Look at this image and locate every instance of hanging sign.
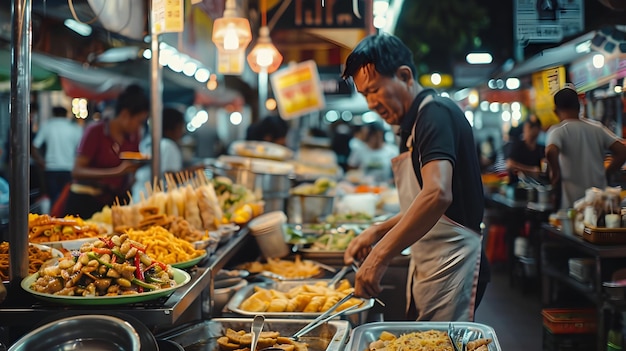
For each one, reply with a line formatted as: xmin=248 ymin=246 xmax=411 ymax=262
xmin=152 ymin=0 xmax=184 ymax=34
xmin=270 ymin=60 xmax=326 ymax=119
xmin=532 ymin=66 xmax=565 ymax=128
xmin=514 ymin=0 xmax=583 ymax=43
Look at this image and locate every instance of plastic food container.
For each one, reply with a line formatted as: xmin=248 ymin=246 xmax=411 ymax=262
xmin=541 ymin=309 xmax=597 ymax=334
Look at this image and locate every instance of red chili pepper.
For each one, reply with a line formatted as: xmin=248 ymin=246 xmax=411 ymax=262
xmin=134 ymin=254 xmax=144 ymax=293
xmin=111 ymin=254 xmax=117 ymax=264
xmin=151 ymin=260 xmax=168 ymax=271
xmin=92 ymin=247 xmax=112 ymax=255
xmin=98 ymin=237 xmax=115 ymax=249
xmin=130 ymin=243 xmax=146 ymax=253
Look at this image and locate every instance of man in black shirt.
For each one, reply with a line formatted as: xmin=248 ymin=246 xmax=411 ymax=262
xmin=507 ymin=115 xmax=545 ymax=183
xmin=342 ymin=34 xmax=489 ymax=321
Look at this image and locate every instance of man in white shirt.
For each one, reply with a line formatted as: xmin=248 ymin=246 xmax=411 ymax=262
xmin=32 ymin=106 xmax=83 ymax=206
xmin=348 ymin=122 xmax=398 ymax=184
xmin=546 ymin=87 xmax=626 ymax=208
xmin=132 ymin=107 xmax=185 ymax=199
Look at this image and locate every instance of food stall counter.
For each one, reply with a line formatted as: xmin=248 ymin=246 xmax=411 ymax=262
xmin=0 ymin=226 xmax=252 ymax=333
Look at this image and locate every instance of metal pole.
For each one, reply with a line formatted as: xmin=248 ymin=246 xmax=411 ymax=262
xmin=258 ymin=68 xmax=268 ymax=118
xmin=150 ymin=3 xmax=162 ymax=184
xmin=9 ymin=0 xmax=31 ymax=284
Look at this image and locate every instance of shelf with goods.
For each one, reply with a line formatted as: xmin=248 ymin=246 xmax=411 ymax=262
xmin=541 ymin=223 xmax=626 ymax=350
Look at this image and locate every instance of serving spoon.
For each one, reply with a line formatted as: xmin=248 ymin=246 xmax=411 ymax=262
xmin=250 ymin=315 xmax=265 ymax=351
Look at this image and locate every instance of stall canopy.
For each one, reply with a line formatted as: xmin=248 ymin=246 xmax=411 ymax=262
xmin=501 ymin=31 xmax=596 ymax=79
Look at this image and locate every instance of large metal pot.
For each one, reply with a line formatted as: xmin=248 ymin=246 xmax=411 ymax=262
xmin=8 ymin=315 xmax=141 ymax=351
xmin=207 ymin=156 xmax=294 ymax=212
xmin=287 ymin=194 xmax=335 ymax=224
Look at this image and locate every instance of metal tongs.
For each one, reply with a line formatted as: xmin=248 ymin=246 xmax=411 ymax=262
xmin=290 ymin=292 xmax=359 ymax=340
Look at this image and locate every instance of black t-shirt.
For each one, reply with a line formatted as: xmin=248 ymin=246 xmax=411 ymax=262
xmin=509 ymin=139 xmax=544 ymax=169
xmin=399 ymin=90 xmax=485 ymax=233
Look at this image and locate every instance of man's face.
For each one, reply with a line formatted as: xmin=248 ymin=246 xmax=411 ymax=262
xmin=352 ymin=64 xmax=411 ymax=126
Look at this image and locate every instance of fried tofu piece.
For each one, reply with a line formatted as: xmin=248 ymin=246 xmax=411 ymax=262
xmin=217 ymin=336 xmax=240 ymax=351
xmin=267 ymin=298 xmax=288 ymax=312
xmin=303 ymin=295 xmax=326 ymax=312
xmin=240 ymin=296 xmax=269 ymax=312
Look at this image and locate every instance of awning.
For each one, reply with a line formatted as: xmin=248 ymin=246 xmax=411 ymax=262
xmin=0 ymin=50 xmax=61 ymax=91
xmin=502 ymin=31 xmax=596 ymax=78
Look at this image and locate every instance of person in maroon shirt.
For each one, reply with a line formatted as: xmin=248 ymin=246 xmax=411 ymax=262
xmin=63 ymin=84 xmax=150 ymax=218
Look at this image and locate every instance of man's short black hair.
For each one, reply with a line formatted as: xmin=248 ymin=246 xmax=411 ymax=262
xmin=342 ymin=34 xmax=417 ymax=80
xmin=115 ymin=84 xmax=150 ymax=116
xmin=526 ymin=114 xmax=542 ymax=129
xmin=52 ymin=106 xmax=67 ymax=117
xmin=246 ymin=115 xmax=288 ymax=142
xmin=554 ymin=87 xmax=580 ymax=112
xmin=162 ymin=107 xmax=184 ymax=133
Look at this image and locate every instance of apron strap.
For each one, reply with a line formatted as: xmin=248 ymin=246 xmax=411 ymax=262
xmin=406 ymin=94 xmax=436 ymax=151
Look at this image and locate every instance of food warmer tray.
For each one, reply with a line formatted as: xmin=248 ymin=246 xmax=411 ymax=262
xmin=159 ymin=318 xmax=350 ymax=351
xmin=227 ymin=280 xmax=374 ymax=318
xmin=346 ymin=321 xmax=502 ymax=351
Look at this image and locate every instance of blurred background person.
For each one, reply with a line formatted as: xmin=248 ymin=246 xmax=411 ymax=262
xmin=506 ymin=114 xmax=545 ymax=183
xmin=477 ymin=135 xmax=497 ymax=172
xmin=349 ymin=124 xmax=369 ymax=158
xmin=132 ymin=106 xmax=185 ymax=199
xmin=64 ymin=84 xmax=150 ymax=218
xmin=32 ymin=106 xmax=83 ymax=208
xmin=347 ymin=122 xmax=398 ymax=184
xmin=546 ymin=86 xmax=626 ymax=209
xmin=245 ymin=115 xmax=289 ymax=146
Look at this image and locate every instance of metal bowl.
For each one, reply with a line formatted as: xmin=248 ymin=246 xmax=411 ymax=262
xmin=8 ymin=315 xmax=141 ymax=351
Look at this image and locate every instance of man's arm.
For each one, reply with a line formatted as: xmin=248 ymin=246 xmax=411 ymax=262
xmin=367 ymin=159 xmax=453 ymax=263
xmin=506 ymin=159 xmax=541 ymax=176
xmin=606 ymin=141 xmax=626 ymax=175
xmin=545 ymin=144 xmax=561 ymax=187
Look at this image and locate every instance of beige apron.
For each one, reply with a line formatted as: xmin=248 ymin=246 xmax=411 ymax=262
xmin=392 ymin=95 xmax=481 ymax=321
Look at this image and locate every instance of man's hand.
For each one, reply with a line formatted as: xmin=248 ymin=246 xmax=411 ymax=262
xmin=344 ymin=224 xmax=384 ymax=266
xmin=353 ymin=251 xmax=389 ymax=298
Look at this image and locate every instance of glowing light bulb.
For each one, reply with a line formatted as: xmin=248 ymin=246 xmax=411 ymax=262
xmin=224 ymin=24 xmax=240 ymax=51
xmin=255 ymin=48 xmax=274 ymax=68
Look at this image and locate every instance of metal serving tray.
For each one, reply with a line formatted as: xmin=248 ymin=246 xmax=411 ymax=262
xmin=160 ymin=318 xmax=351 ymax=351
xmin=346 ymin=321 xmax=502 ymax=351
xmin=227 ymin=280 xmax=374 ymax=318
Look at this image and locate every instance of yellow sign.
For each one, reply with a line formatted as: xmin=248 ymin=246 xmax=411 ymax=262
xmin=270 ymin=60 xmax=326 ymax=119
xmin=532 ymin=66 xmax=565 ymax=128
xmin=151 ymin=0 xmax=184 ymax=34
xmin=419 ymin=73 xmax=453 ymax=88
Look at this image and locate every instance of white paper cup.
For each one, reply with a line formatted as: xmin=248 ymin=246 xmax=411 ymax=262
xmin=248 ymin=211 xmax=289 ymax=259
xmin=605 ymin=214 xmax=621 ymax=228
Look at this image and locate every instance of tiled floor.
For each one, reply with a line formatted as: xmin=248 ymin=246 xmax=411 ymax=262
xmin=475 ymin=266 xmax=543 ymax=351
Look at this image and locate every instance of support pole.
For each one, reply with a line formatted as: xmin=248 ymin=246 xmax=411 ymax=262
xmin=258 ymin=68 xmax=268 ymax=118
xmin=150 ymin=2 xmax=163 ymax=185
xmin=9 ymin=0 xmax=31 ymax=284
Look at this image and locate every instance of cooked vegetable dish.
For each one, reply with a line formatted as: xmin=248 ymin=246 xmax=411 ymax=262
xmin=29 ymin=234 xmax=177 ymax=296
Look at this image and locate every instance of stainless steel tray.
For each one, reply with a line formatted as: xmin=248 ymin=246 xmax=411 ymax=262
xmin=227 ymin=280 xmax=374 ymax=317
xmin=346 ymin=321 xmax=502 ymax=351
xmin=160 ymin=318 xmax=351 ymax=351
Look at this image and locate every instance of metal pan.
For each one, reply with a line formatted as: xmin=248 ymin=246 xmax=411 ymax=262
xmin=159 ymin=318 xmax=351 ymax=351
xmin=227 ymin=280 xmax=374 ymax=318
xmin=346 ymin=321 xmax=502 ymax=351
